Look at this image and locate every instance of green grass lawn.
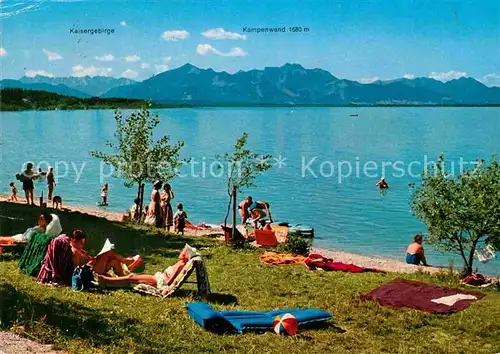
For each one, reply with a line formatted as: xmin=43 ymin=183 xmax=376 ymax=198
xmin=1 ymin=202 xmax=499 ymax=354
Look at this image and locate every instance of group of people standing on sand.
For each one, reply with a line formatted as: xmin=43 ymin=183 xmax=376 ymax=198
xmin=145 ymin=181 xmax=187 ymax=235
xmin=10 ymin=163 xmax=60 ymax=208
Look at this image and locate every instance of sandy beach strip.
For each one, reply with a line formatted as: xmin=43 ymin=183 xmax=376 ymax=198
xmin=0 ymin=331 xmax=65 ymax=354
xmin=0 ymin=194 xmax=448 ymax=275
xmin=310 ymin=247 xmax=445 ymax=274
xmin=0 ymin=195 xmax=124 ymax=221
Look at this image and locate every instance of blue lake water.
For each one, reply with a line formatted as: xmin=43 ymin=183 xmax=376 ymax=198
xmin=1 ymin=107 xmax=499 ymax=275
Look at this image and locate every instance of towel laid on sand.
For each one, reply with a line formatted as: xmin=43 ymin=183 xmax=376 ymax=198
xmin=259 ymin=252 xmax=307 ymax=265
xmin=259 ymin=252 xmax=383 ymax=273
xmin=361 ymin=279 xmax=485 ymax=314
xmin=304 ymin=254 xmax=384 ymax=273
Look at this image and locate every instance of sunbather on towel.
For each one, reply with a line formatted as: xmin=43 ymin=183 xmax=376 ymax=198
xmin=405 ymin=234 xmax=430 ymax=266
xmin=69 ymin=230 xmax=136 ymax=276
xmin=0 ymin=213 xmax=52 ymax=244
xmin=96 ymin=245 xmax=191 ymax=290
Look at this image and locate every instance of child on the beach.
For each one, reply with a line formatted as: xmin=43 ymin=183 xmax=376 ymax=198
xmin=8 ymin=182 xmax=18 ymax=201
xmin=100 ymin=183 xmax=109 ymax=206
xmin=173 ymin=203 xmax=188 ymax=235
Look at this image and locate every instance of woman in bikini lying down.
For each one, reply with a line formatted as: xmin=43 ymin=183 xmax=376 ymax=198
xmin=96 ymin=246 xmax=191 ymax=289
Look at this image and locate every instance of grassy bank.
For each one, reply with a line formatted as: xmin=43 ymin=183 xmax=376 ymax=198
xmin=0 ymin=202 xmax=499 ymax=354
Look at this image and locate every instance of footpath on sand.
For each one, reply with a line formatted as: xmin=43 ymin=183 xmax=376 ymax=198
xmin=0 ymin=331 xmax=65 ymax=354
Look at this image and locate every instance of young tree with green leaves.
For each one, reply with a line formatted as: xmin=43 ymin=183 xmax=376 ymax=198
xmin=217 ymin=133 xmax=272 ymax=245
xmin=91 ymin=107 xmax=186 ymax=219
xmin=410 ymin=155 xmax=500 ymax=275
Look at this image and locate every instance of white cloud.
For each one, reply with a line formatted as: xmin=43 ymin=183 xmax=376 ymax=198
xmin=403 ymin=73 xmax=415 ymax=79
xmin=95 ymin=54 xmax=115 ymax=61
xmin=0 ymin=47 xmax=6 ymax=56
xmin=43 ymin=49 xmax=63 ymax=60
xmin=155 ymin=64 xmax=169 ymax=73
xmin=201 ymin=28 xmax=247 ymax=40
xmin=72 ymin=65 xmax=112 ymax=77
xmin=25 ymin=70 xmax=55 ymax=78
xmin=359 ymin=76 xmax=380 ymax=84
xmin=429 ymin=70 xmax=467 ymax=82
xmin=161 ymin=30 xmax=190 ymax=41
xmin=125 ymin=54 xmax=141 ymax=62
xmin=196 ymin=44 xmax=247 ymax=57
xmin=162 ymin=56 xmax=172 ymax=63
xmin=120 ymin=21 xmax=127 ymax=27
xmin=121 ymin=69 xmax=138 ymax=79
xmin=479 ymin=73 xmax=500 ymax=87
xmin=140 ymin=62 xmax=150 ymax=69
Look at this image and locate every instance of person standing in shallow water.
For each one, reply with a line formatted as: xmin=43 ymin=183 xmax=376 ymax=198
xmin=376 ymin=177 xmax=389 ymax=189
xmin=161 ymin=183 xmax=174 ymax=232
xmin=100 ymin=183 xmax=109 ymax=205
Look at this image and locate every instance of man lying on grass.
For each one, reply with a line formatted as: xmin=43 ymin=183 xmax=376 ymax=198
xmin=37 ymin=230 xmax=137 ymax=286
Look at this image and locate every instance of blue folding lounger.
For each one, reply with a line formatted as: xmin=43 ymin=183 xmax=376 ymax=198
xmin=186 ymin=302 xmax=333 ymax=334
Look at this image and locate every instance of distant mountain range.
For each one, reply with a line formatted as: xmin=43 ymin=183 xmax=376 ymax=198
xmin=19 ymin=75 xmax=135 ymax=97
xmin=0 ymin=79 xmax=91 ymax=98
xmin=2 ymin=64 xmax=500 ymax=105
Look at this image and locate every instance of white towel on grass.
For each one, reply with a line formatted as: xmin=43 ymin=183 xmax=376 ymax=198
xmin=430 ymin=294 xmax=477 ymax=306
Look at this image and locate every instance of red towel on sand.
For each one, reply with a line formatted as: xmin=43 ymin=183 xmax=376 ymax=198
xmin=304 ymin=254 xmax=383 ymax=273
xmin=361 ymin=279 xmax=485 ymax=314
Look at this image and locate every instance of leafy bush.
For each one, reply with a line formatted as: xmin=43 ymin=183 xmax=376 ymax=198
xmin=277 ymin=234 xmax=312 ymax=256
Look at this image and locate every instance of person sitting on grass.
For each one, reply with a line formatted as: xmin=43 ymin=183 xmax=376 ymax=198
xmin=0 ymin=213 xmax=52 ymax=245
xmin=96 ymin=245 xmax=192 ymax=289
xmin=69 ymin=230 xmax=136 ymax=276
xmin=37 ymin=229 xmax=139 ymax=286
xmin=174 ymin=203 xmax=187 ymax=235
xmin=121 ymin=198 xmax=141 ymax=221
xmin=405 ymin=234 xmax=430 ymax=266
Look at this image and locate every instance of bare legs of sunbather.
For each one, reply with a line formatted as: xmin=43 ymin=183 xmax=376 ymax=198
xmin=0 ymin=236 xmax=16 ymax=244
xmin=97 ymin=273 xmax=157 ymax=288
xmin=96 ymin=247 xmax=190 ymax=288
xmin=90 ymin=250 xmax=135 ymax=276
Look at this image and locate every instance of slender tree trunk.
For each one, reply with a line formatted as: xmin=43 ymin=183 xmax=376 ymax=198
xmin=138 ymin=183 xmax=145 ymax=222
xmin=231 ymin=185 xmax=237 ymax=244
xmin=466 ymin=237 xmax=479 ymax=276
xmin=456 ymin=233 xmax=470 ymax=274
xmin=224 ymin=194 xmax=232 ymax=228
xmin=135 ymin=182 xmax=142 ymax=221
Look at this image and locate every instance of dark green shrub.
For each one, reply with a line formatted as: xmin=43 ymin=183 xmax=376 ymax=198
xmin=277 ymin=234 xmax=312 ymax=256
